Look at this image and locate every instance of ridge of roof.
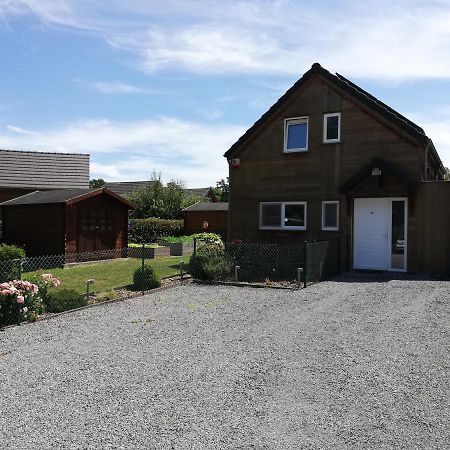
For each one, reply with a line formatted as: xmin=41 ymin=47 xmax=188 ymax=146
xmin=224 ymin=63 xmax=429 ymax=158
xmin=0 ymin=148 xmax=89 ymax=157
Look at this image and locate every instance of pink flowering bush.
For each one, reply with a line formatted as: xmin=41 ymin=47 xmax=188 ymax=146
xmin=26 ymin=273 xmax=62 ymax=314
xmin=0 ymin=280 xmax=40 ymax=325
xmin=0 ymin=273 xmax=61 ymax=327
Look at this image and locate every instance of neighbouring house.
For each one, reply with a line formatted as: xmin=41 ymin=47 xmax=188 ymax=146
xmin=0 ymin=188 xmax=134 ymax=256
xmin=0 ymin=149 xmax=89 ymax=203
xmin=224 ymin=63 xmax=450 ymax=277
xmin=105 ymin=181 xmax=210 ymax=199
xmin=183 ymin=202 xmax=228 ymax=238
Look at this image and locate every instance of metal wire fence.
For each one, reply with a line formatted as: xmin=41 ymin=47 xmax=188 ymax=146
xmin=191 ymin=238 xmax=340 ymax=287
xmin=0 ymin=245 xmax=191 ymax=302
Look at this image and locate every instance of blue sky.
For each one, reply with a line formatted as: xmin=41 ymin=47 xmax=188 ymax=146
xmin=0 ymin=1 xmax=450 ymax=187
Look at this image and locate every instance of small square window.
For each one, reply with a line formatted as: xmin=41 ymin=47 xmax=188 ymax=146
xmin=323 ymin=113 xmax=341 ymax=143
xmin=322 ymin=201 xmax=339 ymax=230
xmin=260 ymin=203 xmax=282 ymax=228
xmin=284 ymin=117 xmax=308 ymax=152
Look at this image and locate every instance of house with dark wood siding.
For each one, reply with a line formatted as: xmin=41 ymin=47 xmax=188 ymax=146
xmin=224 ymin=63 xmax=450 ymax=277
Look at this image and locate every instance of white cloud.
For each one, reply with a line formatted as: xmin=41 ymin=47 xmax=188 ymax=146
xmin=4 ymin=1 xmax=450 ymax=80
xmin=0 ymin=118 xmax=245 ymax=186
xmin=91 ymin=81 xmax=152 ymax=94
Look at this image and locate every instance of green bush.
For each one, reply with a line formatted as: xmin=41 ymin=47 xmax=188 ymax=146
xmin=202 ymin=254 xmax=234 ymax=281
xmin=189 ymin=238 xmax=231 ymax=280
xmin=0 ymin=244 xmax=25 ymax=283
xmin=128 ymin=218 xmax=183 ymax=244
xmin=95 ymin=290 xmax=118 ymax=302
xmin=159 ymin=235 xmax=194 ymax=244
xmin=0 ymin=244 xmax=25 ymax=261
xmin=133 ymin=264 xmax=161 ymax=290
xmin=45 ymin=289 xmax=88 ymax=313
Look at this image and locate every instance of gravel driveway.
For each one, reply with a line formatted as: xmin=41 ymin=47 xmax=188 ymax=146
xmin=1 ymin=278 xmax=449 ymax=449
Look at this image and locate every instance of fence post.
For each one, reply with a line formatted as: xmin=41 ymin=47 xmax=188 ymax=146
xmin=179 ymin=261 xmax=184 ymax=284
xmin=303 ymin=241 xmax=308 ymax=288
xmin=19 ymin=258 xmax=24 ymax=280
xmin=297 ymin=267 xmax=303 ymax=289
xmin=141 ymin=243 xmax=145 ymax=294
xmin=234 ymin=265 xmax=240 ymax=283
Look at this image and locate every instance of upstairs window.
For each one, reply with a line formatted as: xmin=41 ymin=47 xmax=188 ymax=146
xmin=284 ymin=117 xmax=308 ymax=152
xmin=260 ymin=202 xmax=307 ymax=230
xmin=322 ymin=201 xmax=339 ymax=230
xmin=323 ymin=113 xmax=341 ymax=143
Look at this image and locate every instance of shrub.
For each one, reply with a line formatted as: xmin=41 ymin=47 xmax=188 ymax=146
xmin=45 ymin=289 xmax=87 ymax=313
xmin=128 ymin=218 xmax=183 ymax=244
xmin=133 ymin=264 xmax=161 ymax=291
xmin=189 ymin=237 xmax=230 ymax=280
xmin=202 ymin=254 xmax=234 ymax=281
xmin=159 ymin=233 xmax=223 ymax=245
xmin=0 ymin=279 xmax=41 ymax=326
xmin=0 ymin=244 xmax=25 ymax=283
xmin=95 ymin=290 xmax=118 ymax=302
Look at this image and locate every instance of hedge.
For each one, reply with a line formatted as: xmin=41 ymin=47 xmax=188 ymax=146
xmin=128 ymin=218 xmax=183 ymax=244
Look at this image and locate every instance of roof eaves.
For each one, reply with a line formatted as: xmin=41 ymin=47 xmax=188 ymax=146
xmin=0 ymin=190 xmax=40 ymax=206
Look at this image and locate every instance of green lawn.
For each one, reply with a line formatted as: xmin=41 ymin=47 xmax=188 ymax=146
xmin=24 ymin=256 xmax=188 ymax=295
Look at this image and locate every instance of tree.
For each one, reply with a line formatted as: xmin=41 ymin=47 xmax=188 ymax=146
xmin=89 ymin=178 xmax=105 ymax=188
xmin=444 ymin=167 xmax=450 ymax=181
xmin=129 ymin=172 xmax=202 ymax=219
xmin=215 ymin=177 xmax=229 ymax=202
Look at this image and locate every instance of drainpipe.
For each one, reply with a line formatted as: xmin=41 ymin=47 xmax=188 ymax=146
xmin=423 ymin=139 xmax=431 ymax=181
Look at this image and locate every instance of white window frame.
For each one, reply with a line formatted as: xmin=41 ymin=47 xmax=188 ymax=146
xmin=284 ymin=117 xmax=309 ymax=153
xmin=322 ymin=200 xmax=340 ymax=231
xmin=260 ymin=201 xmax=307 ymax=231
xmin=323 ymin=112 xmax=341 ymax=143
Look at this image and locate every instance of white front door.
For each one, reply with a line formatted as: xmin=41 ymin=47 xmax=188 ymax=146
xmin=354 ymin=198 xmax=389 ymax=270
xmin=353 ymin=198 xmax=407 ymax=271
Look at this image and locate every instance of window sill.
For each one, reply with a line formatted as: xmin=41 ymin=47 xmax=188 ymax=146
xmin=323 ymin=140 xmax=341 ymax=144
xmin=260 ymin=227 xmax=307 ymax=231
xmin=283 ymin=148 xmax=308 ymax=153
xmin=321 ymin=227 xmax=339 ymax=231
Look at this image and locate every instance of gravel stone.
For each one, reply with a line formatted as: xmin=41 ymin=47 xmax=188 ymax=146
xmin=1 ymin=279 xmax=449 ymax=449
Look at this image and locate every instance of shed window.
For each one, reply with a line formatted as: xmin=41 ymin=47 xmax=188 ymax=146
xmin=260 ymin=202 xmax=307 ymax=230
xmin=322 ymin=201 xmax=339 ymax=230
xmin=323 ymin=113 xmax=341 ymax=143
xmin=284 ymin=117 xmax=308 ymax=152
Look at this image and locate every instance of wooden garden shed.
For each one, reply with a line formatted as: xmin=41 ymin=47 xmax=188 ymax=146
xmin=0 ymin=188 xmax=134 ymax=256
xmin=183 ymin=202 xmax=228 ymax=238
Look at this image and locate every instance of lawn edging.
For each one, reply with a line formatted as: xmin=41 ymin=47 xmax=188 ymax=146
xmin=193 ymin=279 xmax=300 ymax=290
xmin=0 ymin=276 xmax=192 ymax=331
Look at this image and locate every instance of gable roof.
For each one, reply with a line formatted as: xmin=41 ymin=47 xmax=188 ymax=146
xmin=0 ymin=188 xmax=135 ymax=208
xmin=224 ymin=63 xmax=431 ymax=159
xmin=105 ymin=180 xmax=210 ymax=198
xmin=0 ymin=149 xmax=89 ymax=190
xmin=183 ymin=202 xmax=228 ymax=212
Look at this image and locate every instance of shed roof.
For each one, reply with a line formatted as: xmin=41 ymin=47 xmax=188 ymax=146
xmin=0 ymin=188 xmax=135 ymax=208
xmin=183 ymin=202 xmax=228 ymax=212
xmin=0 ymin=149 xmax=89 ymax=189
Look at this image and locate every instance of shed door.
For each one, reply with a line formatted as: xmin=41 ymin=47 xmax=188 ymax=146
xmin=78 ymin=207 xmax=114 ymax=253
